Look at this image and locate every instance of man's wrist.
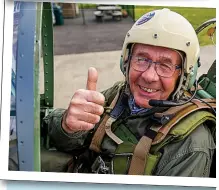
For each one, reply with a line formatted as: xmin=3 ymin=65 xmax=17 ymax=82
xmin=61 ymin=110 xmax=72 ymax=133
xmin=61 ymin=110 xmax=80 ymax=134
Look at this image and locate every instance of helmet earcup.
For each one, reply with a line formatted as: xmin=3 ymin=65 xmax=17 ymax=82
xmin=187 ymin=61 xmax=199 ymax=90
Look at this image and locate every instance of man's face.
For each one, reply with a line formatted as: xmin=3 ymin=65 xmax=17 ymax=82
xmin=128 ymin=44 xmax=182 ymax=108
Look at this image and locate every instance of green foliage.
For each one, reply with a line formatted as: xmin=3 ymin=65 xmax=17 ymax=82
xmin=78 ymin=3 xmax=97 ymax=9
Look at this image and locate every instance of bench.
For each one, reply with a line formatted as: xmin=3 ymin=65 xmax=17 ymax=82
xmin=94 ymin=11 xmax=104 ymax=21
xmin=112 ymin=11 xmax=122 ymax=21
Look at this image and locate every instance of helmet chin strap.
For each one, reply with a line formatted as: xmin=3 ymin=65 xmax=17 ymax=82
xmin=123 ymin=44 xmax=135 ymax=96
xmin=171 ymin=52 xmax=187 ymax=101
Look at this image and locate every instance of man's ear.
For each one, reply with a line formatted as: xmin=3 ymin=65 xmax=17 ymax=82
xmin=178 ymin=69 xmax=182 ymax=76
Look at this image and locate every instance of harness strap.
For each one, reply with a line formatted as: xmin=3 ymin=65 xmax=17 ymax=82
xmin=104 ymin=89 xmax=128 ymax=145
xmin=105 ymin=117 xmax=123 ymax=144
xmin=128 ymin=99 xmax=216 ymax=175
xmin=89 ymin=115 xmax=110 ymax=153
xmin=128 ymin=136 xmax=152 ymax=175
xmin=154 ymin=99 xmax=215 ymax=118
xmin=152 ymin=99 xmax=216 ymax=145
xmin=89 ymin=85 xmax=123 ymax=152
xmin=150 ymin=110 xmax=216 ymax=156
xmin=128 ymin=129 xmax=157 ymax=175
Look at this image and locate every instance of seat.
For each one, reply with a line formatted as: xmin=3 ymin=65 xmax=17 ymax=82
xmin=112 ymin=11 xmax=122 ymax=21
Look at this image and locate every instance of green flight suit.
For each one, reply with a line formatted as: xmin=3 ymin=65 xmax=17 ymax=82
xmin=43 ymin=82 xmax=215 ymax=177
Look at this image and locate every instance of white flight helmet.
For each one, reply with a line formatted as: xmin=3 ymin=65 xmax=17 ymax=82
xmin=120 ymin=8 xmax=200 ymax=100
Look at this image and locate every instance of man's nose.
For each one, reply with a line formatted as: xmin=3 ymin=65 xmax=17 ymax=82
xmin=141 ymin=64 xmax=159 ymax=83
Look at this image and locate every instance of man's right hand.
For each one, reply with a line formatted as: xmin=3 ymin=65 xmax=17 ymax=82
xmin=62 ymin=67 xmax=105 ymax=133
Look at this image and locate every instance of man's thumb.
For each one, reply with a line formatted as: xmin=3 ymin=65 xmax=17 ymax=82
xmin=86 ymin=67 xmax=98 ymax=91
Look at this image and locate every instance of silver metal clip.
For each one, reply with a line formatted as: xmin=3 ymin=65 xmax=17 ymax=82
xmin=91 ymin=156 xmax=109 ymax=174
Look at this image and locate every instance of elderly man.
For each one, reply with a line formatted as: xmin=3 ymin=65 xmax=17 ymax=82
xmin=44 ymin=8 xmax=215 ymax=176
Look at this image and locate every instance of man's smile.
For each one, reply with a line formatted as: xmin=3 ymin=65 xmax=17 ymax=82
xmin=139 ymin=85 xmax=159 ymax=93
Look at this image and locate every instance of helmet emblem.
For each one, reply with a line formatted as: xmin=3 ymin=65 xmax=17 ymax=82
xmin=136 ymin=12 xmax=155 ymax=25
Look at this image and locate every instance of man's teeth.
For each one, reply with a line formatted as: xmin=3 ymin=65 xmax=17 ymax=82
xmin=140 ymin=86 xmax=157 ymax=92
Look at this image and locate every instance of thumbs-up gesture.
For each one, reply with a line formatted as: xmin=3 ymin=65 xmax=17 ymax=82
xmin=62 ymin=67 xmax=105 ymax=133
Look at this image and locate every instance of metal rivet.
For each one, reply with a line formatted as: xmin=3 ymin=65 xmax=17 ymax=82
xmin=20 ymin=99 xmax=22 ymax=102
xmin=21 ymin=161 xmax=25 ymax=164
xmin=44 ymin=34 xmax=47 ymax=37
xmin=20 ymin=121 xmax=23 ymax=124
xmin=47 ymin=102 xmax=49 ymax=105
xmin=20 ymin=54 xmax=24 ymax=58
xmin=153 ymin=34 xmax=158 ymax=39
xmin=186 ymin=42 xmax=190 ymax=46
xmin=46 ymin=89 xmax=48 ymax=91
xmin=21 ymin=32 xmax=24 ymax=35
xmin=46 ymin=72 xmax=48 ymax=74
xmin=44 ymin=25 xmax=47 ymax=28
xmin=45 ymin=44 xmax=48 ymax=47
xmin=127 ymin=33 xmax=130 ymax=37
xmin=46 ymin=81 xmax=48 ymax=83
xmin=19 ymin=76 xmax=23 ymax=79
xmin=45 ymin=53 xmax=48 ymax=56
xmin=45 ymin=62 xmax=48 ymax=65
xmin=20 ymin=141 xmax=24 ymax=144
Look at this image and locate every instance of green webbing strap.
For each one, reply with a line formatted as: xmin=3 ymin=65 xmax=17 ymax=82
xmin=113 ymin=142 xmax=135 ymax=174
xmin=150 ymin=110 xmax=216 ymax=154
xmin=170 ymin=111 xmax=215 ymax=139
xmin=152 ymin=99 xmax=216 ymax=145
xmin=114 ymin=123 xmax=138 ymax=144
xmin=41 ymin=2 xmax=54 ymax=108
xmin=112 ymin=124 xmax=160 ymax=175
xmin=112 ymin=125 xmax=137 ymax=174
xmin=144 ymin=153 xmax=162 ymax=175
xmin=145 ymin=110 xmax=215 ymax=175
xmin=112 ymin=110 xmax=216 ymax=175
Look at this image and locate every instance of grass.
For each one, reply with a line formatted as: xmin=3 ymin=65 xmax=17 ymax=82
xmin=134 ymin=6 xmax=216 ymax=46
xmin=78 ymin=3 xmax=97 ymax=9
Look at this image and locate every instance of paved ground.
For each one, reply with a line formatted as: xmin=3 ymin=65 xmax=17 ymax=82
xmin=53 ymin=9 xmax=134 ymax=55
xmin=40 ymin=10 xmax=216 ymax=109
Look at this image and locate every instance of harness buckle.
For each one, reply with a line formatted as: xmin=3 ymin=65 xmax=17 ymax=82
xmin=91 ymin=156 xmax=109 ymax=174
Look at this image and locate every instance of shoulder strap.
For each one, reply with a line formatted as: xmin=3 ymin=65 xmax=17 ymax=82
xmin=151 ymin=98 xmax=216 ymax=145
xmin=128 ymin=128 xmax=158 ymax=175
xmin=89 ymin=82 xmax=125 ymax=153
xmin=129 ymin=99 xmax=216 ymax=175
xmin=128 ymin=136 xmax=153 ymax=175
